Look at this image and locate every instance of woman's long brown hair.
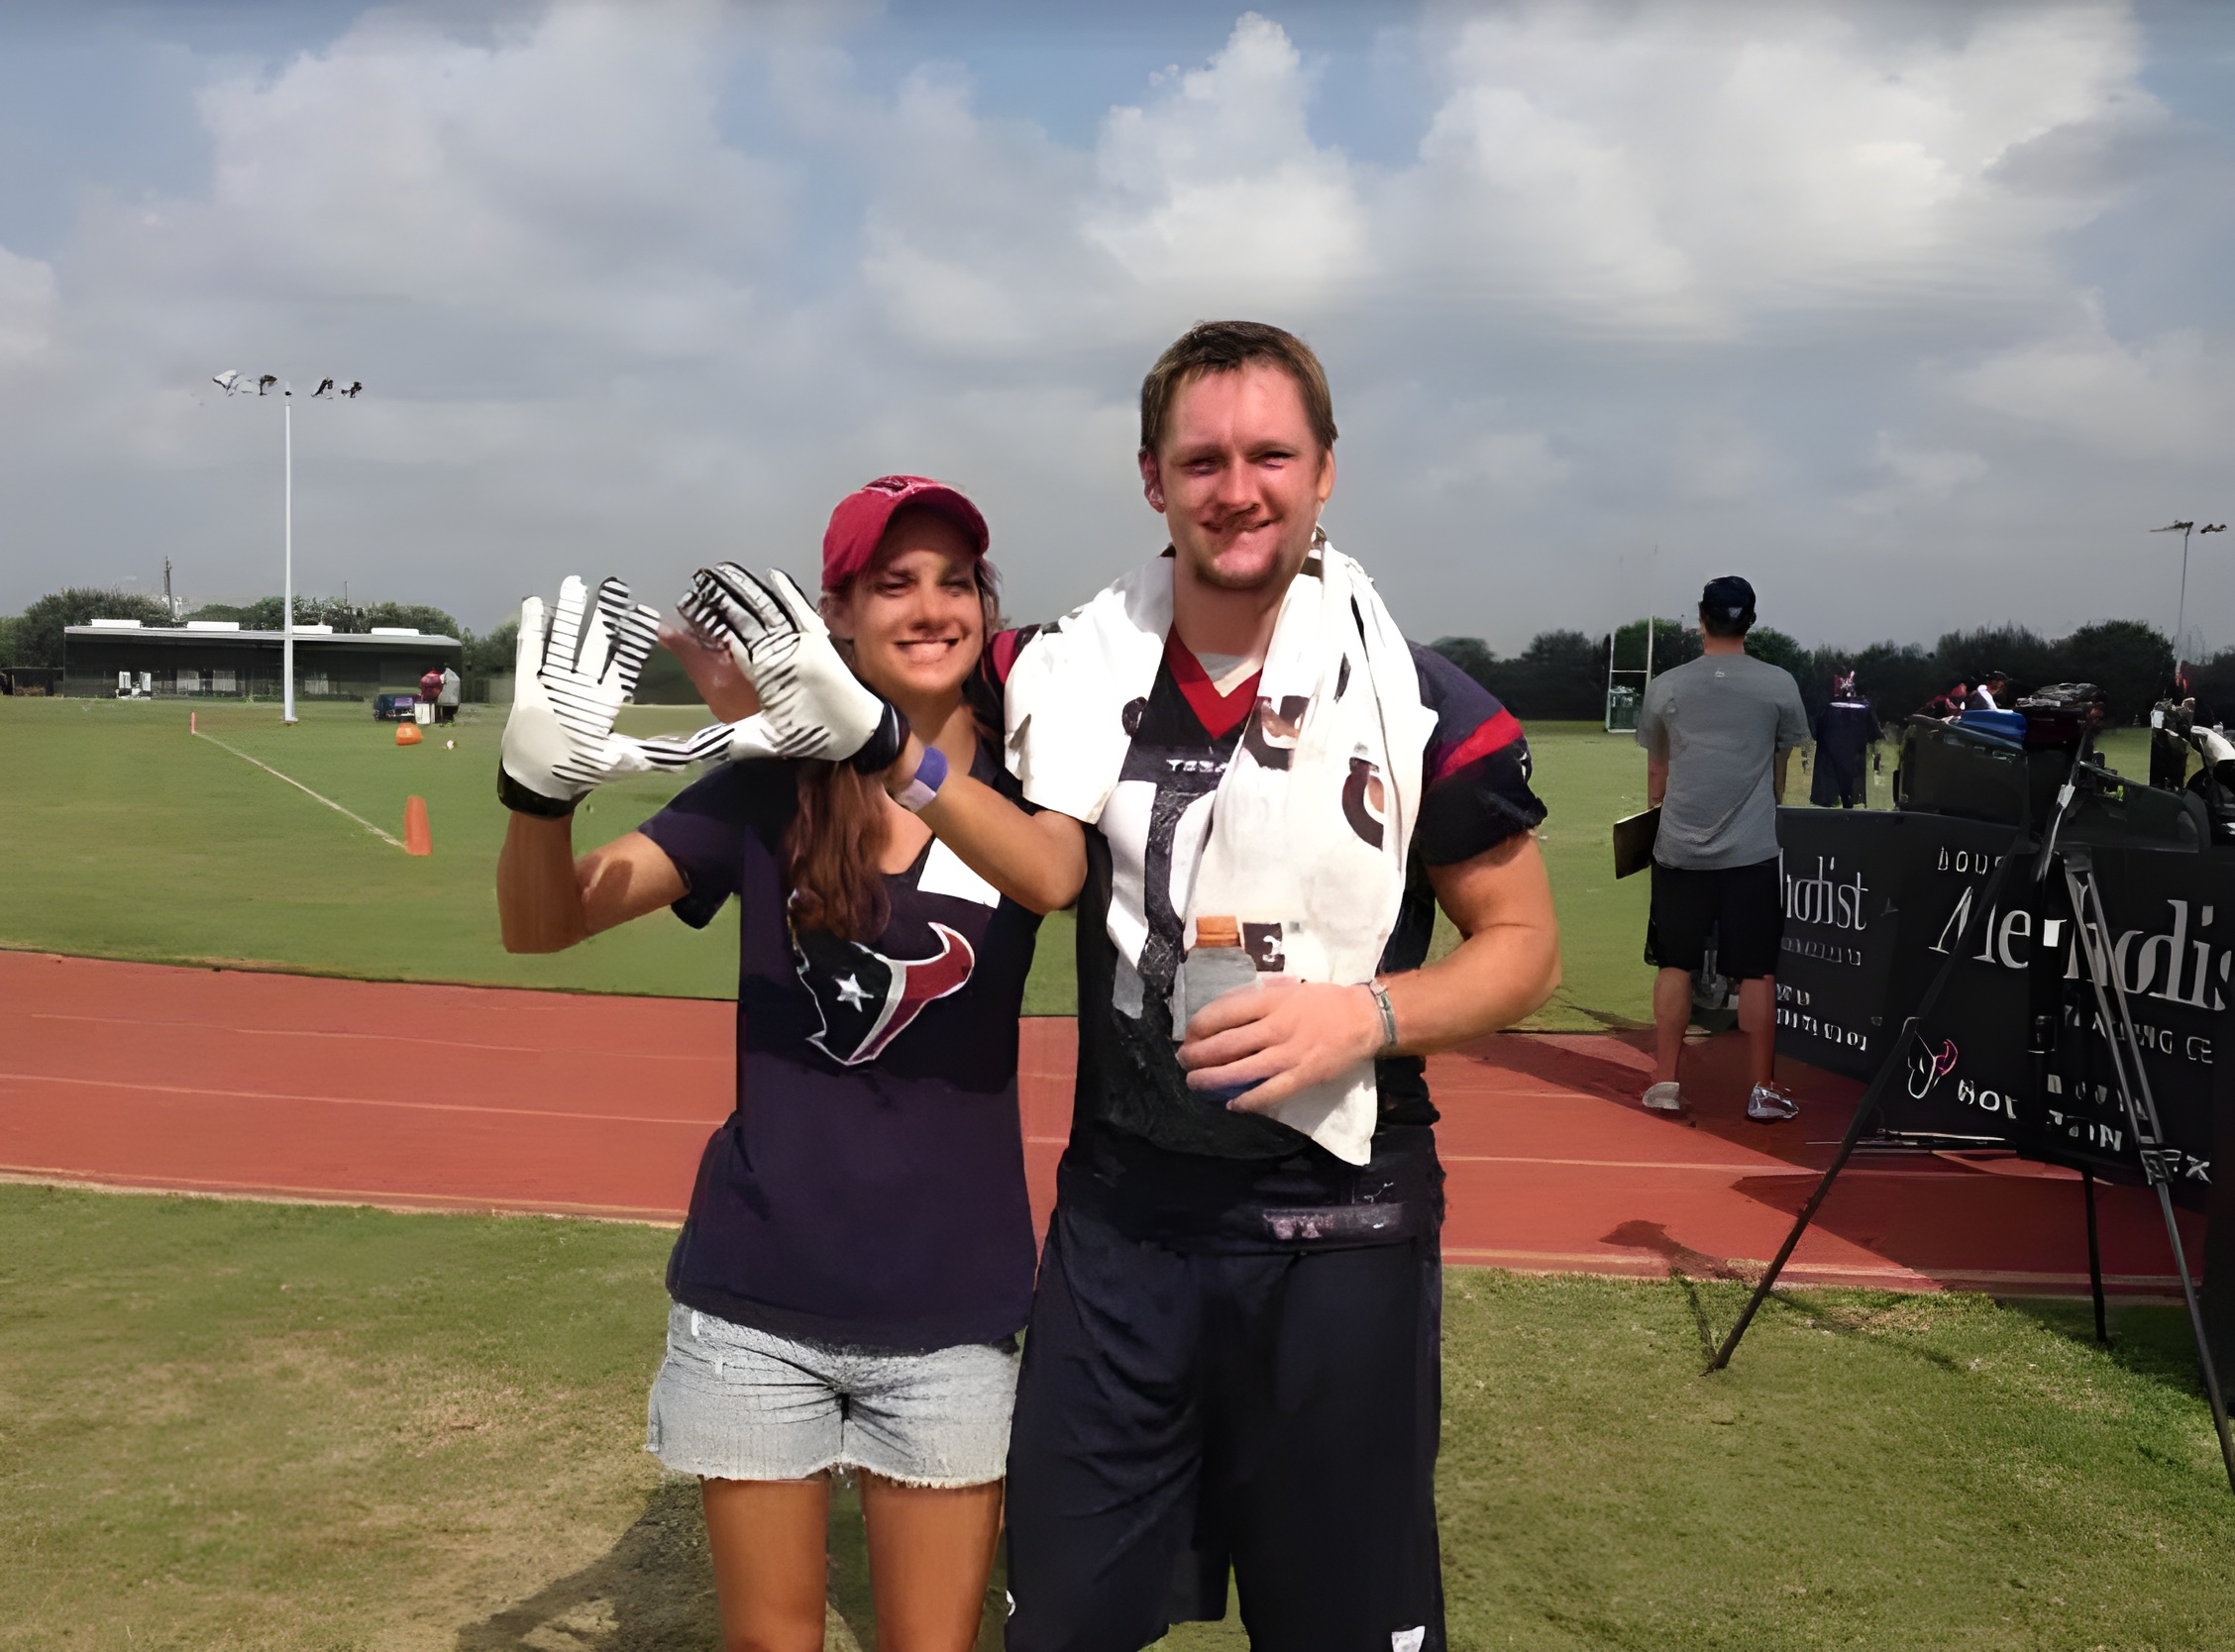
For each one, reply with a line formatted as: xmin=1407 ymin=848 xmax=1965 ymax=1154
xmin=782 ymin=561 xmax=1003 ymax=942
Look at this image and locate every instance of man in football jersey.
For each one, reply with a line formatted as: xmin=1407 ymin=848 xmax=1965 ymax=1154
xmin=874 ymin=322 xmax=1560 ymax=1651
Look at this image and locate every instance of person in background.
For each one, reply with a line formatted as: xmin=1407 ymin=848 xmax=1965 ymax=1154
xmin=1965 ymin=671 xmax=2010 ymax=712
xmin=2152 ymin=674 xmax=2196 ymax=792
xmin=1809 ymin=671 xmax=1880 ymax=809
xmin=418 ymin=664 xmax=444 ymax=711
xmin=437 ymin=663 xmax=462 ymax=723
xmin=1924 ymin=679 xmax=1968 ymax=720
xmin=1638 ymin=574 xmax=1809 ymax=1122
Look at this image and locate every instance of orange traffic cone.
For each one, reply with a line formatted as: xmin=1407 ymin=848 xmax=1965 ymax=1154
xmin=403 ymin=795 xmax=432 ymax=857
xmin=395 ymin=722 xmax=423 ymax=746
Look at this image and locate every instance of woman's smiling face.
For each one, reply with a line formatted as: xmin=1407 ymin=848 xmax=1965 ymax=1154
xmin=823 ymin=506 xmax=987 ymax=704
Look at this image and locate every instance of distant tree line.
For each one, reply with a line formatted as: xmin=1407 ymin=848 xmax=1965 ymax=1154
xmin=0 ymin=587 xmax=517 ymax=677
xmin=181 ymin=594 xmax=463 ymax=640
xmin=1432 ymin=617 xmax=2187 ymax=726
xmin=1 ymin=587 xmax=176 ymax=674
xmin=0 ymin=582 xmax=2199 ymax=725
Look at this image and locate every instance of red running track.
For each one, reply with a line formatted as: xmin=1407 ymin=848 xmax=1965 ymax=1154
xmin=0 ymin=951 xmax=2200 ymax=1294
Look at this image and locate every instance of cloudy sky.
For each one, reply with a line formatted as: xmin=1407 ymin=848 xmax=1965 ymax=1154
xmin=2 ymin=0 xmax=2230 ymax=653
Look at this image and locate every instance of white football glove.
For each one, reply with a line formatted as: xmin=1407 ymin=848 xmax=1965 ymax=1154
xmin=676 ymin=564 xmax=908 ymax=773
xmin=498 ymin=575 xmax=728 ymax=816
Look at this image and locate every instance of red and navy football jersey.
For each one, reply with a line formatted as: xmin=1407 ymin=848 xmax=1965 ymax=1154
xmin=985 ymin=629 xmax=1546 ymax=1244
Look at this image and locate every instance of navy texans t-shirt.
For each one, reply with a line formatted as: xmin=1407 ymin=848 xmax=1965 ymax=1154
xmin=637 ymin=741 xmax=1042 ymax=1352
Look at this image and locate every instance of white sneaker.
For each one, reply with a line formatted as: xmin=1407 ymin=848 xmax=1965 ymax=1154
xmin=1643 ymin=1081 xmax=1684 ymax=1113
xmin=1746 ymin=1083 xmax=1799 ymax=1122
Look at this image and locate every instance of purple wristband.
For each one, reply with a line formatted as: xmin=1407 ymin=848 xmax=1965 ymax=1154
xmin=896 ymin=744 xmax=949 ymax=812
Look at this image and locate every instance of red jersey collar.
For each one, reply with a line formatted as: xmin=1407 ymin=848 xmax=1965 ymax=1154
xmin=1165 ymin=632 xmax=1261 ymax=739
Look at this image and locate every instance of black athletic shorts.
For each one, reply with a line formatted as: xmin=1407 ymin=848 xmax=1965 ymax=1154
xmin=1004 ymin=1200 xmax=1444 ymax=1652
xmin=1647 ymin=856 xmax=1783 ymax=980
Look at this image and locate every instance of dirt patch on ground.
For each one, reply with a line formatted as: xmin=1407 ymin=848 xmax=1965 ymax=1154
xmin=454 ymin=1477 xmax=720 ymax=1652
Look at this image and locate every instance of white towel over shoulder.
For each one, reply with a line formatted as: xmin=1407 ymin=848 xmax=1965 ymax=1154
xmin=1005 ymin=542 xmax=1435 ymax=1164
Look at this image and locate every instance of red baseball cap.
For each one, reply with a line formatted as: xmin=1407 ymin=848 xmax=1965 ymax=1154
xmin=822 ymin=474 xmax=990 ymax=590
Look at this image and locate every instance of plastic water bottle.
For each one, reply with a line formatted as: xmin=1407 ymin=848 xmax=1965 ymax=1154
xmin=1183 ymin=915 xmax=1262 ymax=1023
xmin=1183 ymin=915 xmax=1263 ymax=1106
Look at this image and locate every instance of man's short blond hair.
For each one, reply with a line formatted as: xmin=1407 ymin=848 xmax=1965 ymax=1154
xmin=1138 ymin=320 xmax=1338 ymax=458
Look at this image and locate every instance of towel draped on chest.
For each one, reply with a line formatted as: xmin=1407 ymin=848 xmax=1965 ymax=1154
xmin=1003 ymin=541 xmax=1435 ymax=1164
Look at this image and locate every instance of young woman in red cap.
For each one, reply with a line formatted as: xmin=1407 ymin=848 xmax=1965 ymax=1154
xmin=494 ymin=476 xmax=1077 ymax=1652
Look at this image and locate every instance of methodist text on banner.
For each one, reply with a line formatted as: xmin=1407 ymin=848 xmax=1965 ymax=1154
xmin=1773 ymin=807 xmax=2235 ymax=1209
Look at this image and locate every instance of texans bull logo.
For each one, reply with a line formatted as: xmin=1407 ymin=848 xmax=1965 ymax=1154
xmin=794 ymin=921 xmax=977 ymax=1067
xmin=1905 ymin=1032 xmax=1959 ymax=1099
xmin=1241 ymin=694 xmax=1310 ymax=772
xmin=1341 ymin=755 xmax=1388 ymax=849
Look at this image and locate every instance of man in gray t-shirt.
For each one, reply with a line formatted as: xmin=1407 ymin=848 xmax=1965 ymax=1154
xmin=1634 ymin=575 xmax=1809 ymax=1122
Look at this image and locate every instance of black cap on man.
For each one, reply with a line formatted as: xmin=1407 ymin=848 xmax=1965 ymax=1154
xmin=1699 ymin=574 xmax=1756 ymax=638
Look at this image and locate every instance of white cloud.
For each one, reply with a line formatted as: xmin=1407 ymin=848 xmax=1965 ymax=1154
xmin=0 ymin=1 xmax=826 ymax=618
xmin=32 ymin=0 xmax=796 ymax=459
xmin=860 ymin=12 xmax=1368 ymax=354
xmin=0 ymin=243 xmax=56 ymax=358
xmin=0 ymin=0 xmax=2226 ymax=659
xmin=1845 ymin=432 xmax=1987 ymax=516
xmin=859 ymin=66 xmax=1101 ymax=352
xmin=1426 ymin=428 xmax=1570 ymax=496
xmin=1671 ymin=416 xmax=1766 ymax=503
xmin=1955 ymin=311 xmax=2235 ymax=462
xmin=1085 ymin=13 xmax=1368 ymax=297
xmin=1406 ymin=69 xmax=1700 ymax=328
xmin=1390 ymin=1 xmax=2147 ymax=335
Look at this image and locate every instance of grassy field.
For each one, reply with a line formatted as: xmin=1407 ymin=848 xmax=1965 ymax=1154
xmin=1 ymin=702 xmax=2215 ymax=1648
xmin=0 ymin=695 xmax=2148 ymax=1030
xmin=0 ymin=694 xmax=1087 ymax=1013
xmin=5 ymin=1182 xmax=2232 ymax=1651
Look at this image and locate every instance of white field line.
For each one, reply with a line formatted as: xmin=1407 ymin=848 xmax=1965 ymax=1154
xmin=192 ymin=730 xmax=405 ymax=849
xmin=0 ymin=1070 xmax=713 ymax=1127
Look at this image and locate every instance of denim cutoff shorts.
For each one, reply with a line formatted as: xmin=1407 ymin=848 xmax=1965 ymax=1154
xmin=645 ymin=1300 xmax=1019 ymax=1488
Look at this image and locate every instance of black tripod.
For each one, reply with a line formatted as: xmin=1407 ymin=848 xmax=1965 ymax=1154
xmin=1703 ymin=767 xmax=2235 ymax=1494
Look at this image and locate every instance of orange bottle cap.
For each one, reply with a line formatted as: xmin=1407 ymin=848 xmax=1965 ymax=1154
xmin=1193 ymin=915 xmax=1240 ymax=949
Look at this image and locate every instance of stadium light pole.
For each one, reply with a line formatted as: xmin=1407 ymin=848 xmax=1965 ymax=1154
xmin=2152 ymin=521 xmax=2194 ymax=671
xmin=2195 ymin=523 xmax=2230 ymax=671
xmin=2150 ymin=519 xmax=2226 ymax=672
xmin=210 ymin=370 xmax=364 ymax=724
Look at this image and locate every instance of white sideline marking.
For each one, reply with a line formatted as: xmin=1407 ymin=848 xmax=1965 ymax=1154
xmin=21 ymin=1011 xmax=724 ymax=1066
xmin=192 ymin=730 xmax=405 ymax=849
xmin=0 ymin=1070 xmax=713 ymax=1127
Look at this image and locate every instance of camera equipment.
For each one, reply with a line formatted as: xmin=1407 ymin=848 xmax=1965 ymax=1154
xmin=2018 ymin=680 xmax=2104 ymax=710
xmin=2180 ymin=722 xmax=2235 ymax=847
xmin=1896 ymin=698 xmax=2206 ymax=847
xmin=1718 ymin=717 xmax=2235 ymax=1493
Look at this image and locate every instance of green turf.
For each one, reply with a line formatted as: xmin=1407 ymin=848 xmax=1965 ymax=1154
xmin=0 ymin=695 xmax=1082 ymax=1017
xmin=1461 ymin=719 xmax=1887 ymax=1031
xmin=0 ymin=696 xmax=2150 ymax=1029
xmin=1508 ymin=721 xmax=1657 ymax=1030
xmin=5 ymin=1183 xmax=2232 ymax=1650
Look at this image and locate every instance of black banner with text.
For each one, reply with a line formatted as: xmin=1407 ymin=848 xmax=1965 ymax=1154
xmin=1774 ymin=807 xmax=2235 ymax=1207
